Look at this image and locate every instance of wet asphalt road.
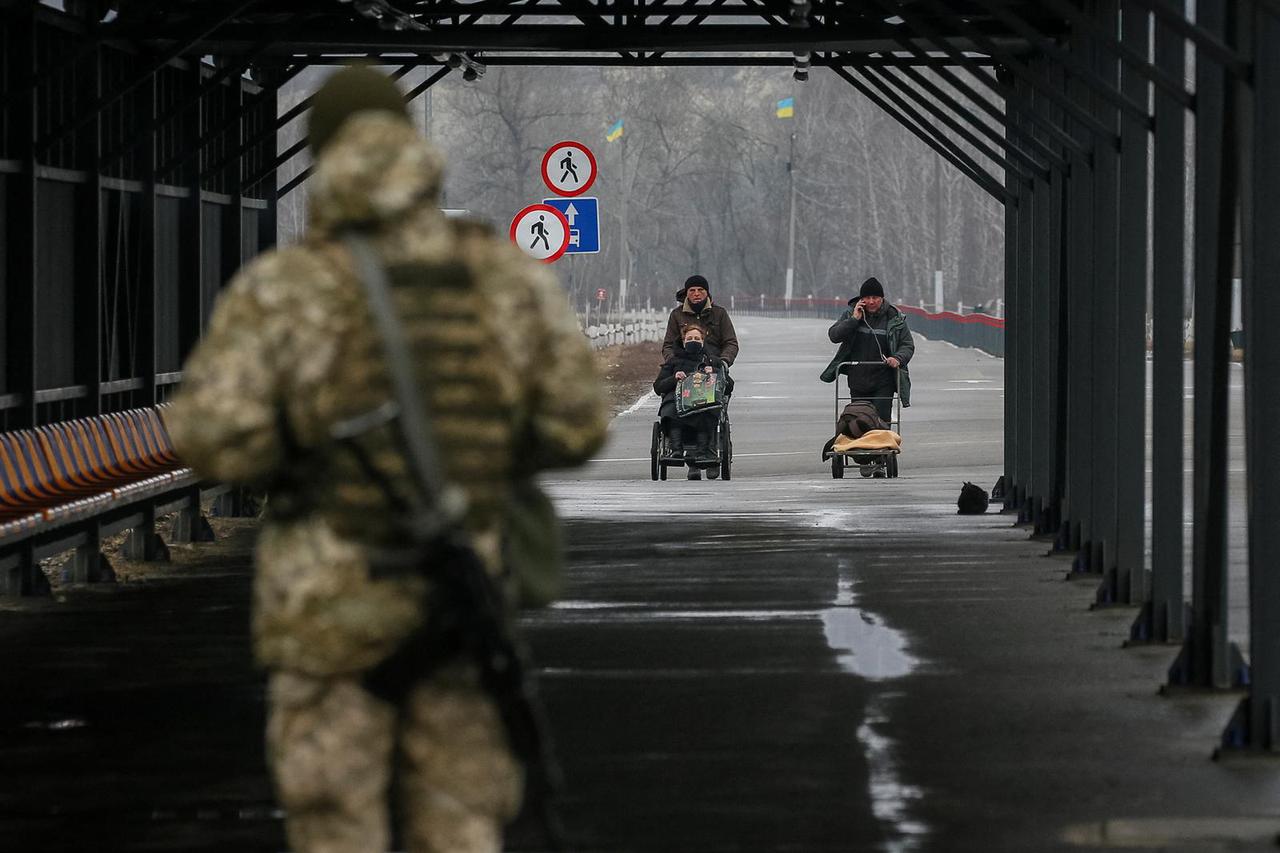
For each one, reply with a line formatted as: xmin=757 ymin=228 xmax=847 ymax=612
xmin=520 ymin=318 xmax=1278 ymax=852
xmin=2 ymin=317 xmax=1278 ymax=853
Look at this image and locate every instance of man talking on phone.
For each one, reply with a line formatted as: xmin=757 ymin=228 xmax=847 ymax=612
xmin=820 ymin=276 xmax=915 ymax=422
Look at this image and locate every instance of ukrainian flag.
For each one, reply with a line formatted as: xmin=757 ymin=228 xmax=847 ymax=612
xmin=776 ymin=97 xmax=795 ymax=118
xmin=606 ymin=118 xmax=624 ymax=141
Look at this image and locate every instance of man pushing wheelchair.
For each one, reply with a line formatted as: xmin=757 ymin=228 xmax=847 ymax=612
xmin=654 ymin=324 xmax=733 ymax=480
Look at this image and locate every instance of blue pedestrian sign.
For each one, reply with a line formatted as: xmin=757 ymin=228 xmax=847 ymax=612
xmin=541 ymin=196 xmax=600 ymax=254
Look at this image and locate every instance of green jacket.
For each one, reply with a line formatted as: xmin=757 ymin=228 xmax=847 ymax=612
xmin=820 ymin=303 xmax=914 ymax=406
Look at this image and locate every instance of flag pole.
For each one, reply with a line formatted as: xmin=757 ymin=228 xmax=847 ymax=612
xmin=784 ymin=92 xmax=797 ymax=307
xmin=619 ymin=128 xmax=629 ymax=321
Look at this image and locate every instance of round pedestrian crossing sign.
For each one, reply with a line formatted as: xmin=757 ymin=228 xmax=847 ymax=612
xmin=540 ymin=140 xmax=597 ymax=197
xmin=510 ymin=203 xmax=571 ymax=263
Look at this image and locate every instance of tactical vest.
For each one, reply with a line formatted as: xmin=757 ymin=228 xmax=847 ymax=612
xmin=279 ymin=250 xmax=516 ymax=548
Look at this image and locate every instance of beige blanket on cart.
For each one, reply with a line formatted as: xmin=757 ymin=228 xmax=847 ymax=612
xmin=833 ymin=429 xmax=901 ymax=454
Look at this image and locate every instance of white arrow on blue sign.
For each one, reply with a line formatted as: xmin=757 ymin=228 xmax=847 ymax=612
xmin=541 ymin=196 xmax=600 ymax=254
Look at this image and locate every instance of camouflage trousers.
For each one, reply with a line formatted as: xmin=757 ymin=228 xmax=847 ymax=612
xmin=266 ymin=662 xmax=524 ymax=853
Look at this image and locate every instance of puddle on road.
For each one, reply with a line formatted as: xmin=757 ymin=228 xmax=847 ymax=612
xmin=22 ymin=718 xmax=87 ymax=731
xmin=821 ymin=576 xmax=918 ymax=680
xmin=859 ymin=695 xmax=928 ymax=853
xmin=823 ymin=563 xmax=927 ymax=853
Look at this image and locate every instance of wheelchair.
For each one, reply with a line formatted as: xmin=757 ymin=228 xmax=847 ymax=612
xmin=650 ymin=392 xmax=733 ymax=481
xmin=830 ymin=361 xmax=901 ymax=480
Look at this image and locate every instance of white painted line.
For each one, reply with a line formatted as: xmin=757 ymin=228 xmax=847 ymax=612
xmin=618 ymin=389 xmax=657 ymax=417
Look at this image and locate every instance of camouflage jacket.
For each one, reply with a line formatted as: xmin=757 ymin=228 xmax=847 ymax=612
xmin=166 ymin=113 xmax=608 ymax=677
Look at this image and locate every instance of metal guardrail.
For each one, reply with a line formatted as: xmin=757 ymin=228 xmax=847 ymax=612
xmin=727 ymin=298 xmax=1005 ymax=357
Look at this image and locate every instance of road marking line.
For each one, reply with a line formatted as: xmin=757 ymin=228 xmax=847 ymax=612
xmin=618 ymin=389 xmax=657 ymax=416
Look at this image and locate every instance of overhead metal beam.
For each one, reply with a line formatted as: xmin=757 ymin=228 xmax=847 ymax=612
xmin=888 ymin=0 xmax=1096 ymax=158
xmin=250 ymin=53 xmax=998 ymax=67
xmin=175 ymin=23 xmax=1037 ymax=56
xmin=861 ymin=64 xmax=1043 ymax=182
xmin=852 ymin=63 xmax=1011 ymax=195
xmin=159 ymin=62 xmax=310 ymax=181
xmin=828 ymin=64 xmax=1013 ymax=204
xmin=914 ymin=0 xmax=1121 ymax=148
xmin=35 ymin=0 xmax=259 ymax=152
xmin=98 ymin=48 xmax=269 ymax=170
xmin=1034 ymin=0 xmax=1193 ymax=108
xmin=860 ymin=0 xmax=1085 ymax=167
xmin=863 ymin=55 xmax=1065 ymax=174
xmin=1126 ymin=0 xmax=1249 ymax=76
xmin=203 ymin=64 xmax=407 ymax=184
xmin=967 ymin=0 xmax=1153 ymax=127
xmin=275 ymin=66 xmax=455 ymax=201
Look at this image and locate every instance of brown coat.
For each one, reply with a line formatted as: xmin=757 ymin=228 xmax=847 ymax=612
xmin=661 ymin=299 xmax=739 ymax=365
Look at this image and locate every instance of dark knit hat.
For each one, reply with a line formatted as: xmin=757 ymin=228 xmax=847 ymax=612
xmin=858 ymin=276 xmax=885 ymax=299
xmin=684 ymin=274 xmax=710 ymax=295
xmin=308 ymin=65 xmax=410 ymax=156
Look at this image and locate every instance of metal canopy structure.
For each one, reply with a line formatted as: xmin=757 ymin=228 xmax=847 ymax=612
xmin=1 ymin=0 xmax=1278 ymax=757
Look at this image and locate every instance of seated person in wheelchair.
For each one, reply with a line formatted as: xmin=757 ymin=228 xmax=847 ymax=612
xmin=653 ymin=324 xmax=730 ymax=465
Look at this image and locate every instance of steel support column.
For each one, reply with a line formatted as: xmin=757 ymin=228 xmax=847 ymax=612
xmin=1013 ymin=74 xmax=1035 ymax=517
xmin=1 ymin=8 xmax=37 ymax=595
xmin=1062 ymin=25 xmax=1098 ymax=562
xmin=1131 ymin=0 xmax=1188 ymax=643
xmin=1099 ymin=0 xmax=1151 ymax=606
xmin=1002 ymin=67 xmax=1021 ymax=510
xmin=1028 ymin=62 xmax=1054 ymax=530
xmin=1221 ymin=1 xmax=1280 ymax=751
xmin=74 ymin=41 xmax=103 ymax=418
xmin=1088 ymin=0 xmax=1122 ymax=583
xmin=178 ymin=62 xmax=205 ymax=364
xmin=5 ymin=8 xmax=37 ymax=431
xmin=1040 ymin=59 xmax=1068 ymax=538
xmin=1168 ymin=0 xmax=1247 ymax=690
xmin=256 ymin=72 xmax=280 ymax=254
xmin=223 ymin=80 xmax=245 ymax=290
xmin=139 ymin=73 xmax=158 ymax=408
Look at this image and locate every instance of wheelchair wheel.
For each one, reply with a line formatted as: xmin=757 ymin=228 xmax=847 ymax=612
xmin=650 ymin=422 xmax=661 ymax=481
xmin=831 ymin=454 xmax=844 ymax=479
xmin=659 ymin=463 xmax=668 ymax=480
xmin=719 ymin=422 xmax=732 ymax=481
xmin=889 ymin=454 xmax=899 ymax=478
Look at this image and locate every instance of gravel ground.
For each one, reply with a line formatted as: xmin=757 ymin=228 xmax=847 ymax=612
xmin=594 ymin=340 xmax=662 ymax=415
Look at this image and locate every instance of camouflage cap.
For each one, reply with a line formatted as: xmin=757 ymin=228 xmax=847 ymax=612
xmin=309 ymin=65 xmax=410 ymax=156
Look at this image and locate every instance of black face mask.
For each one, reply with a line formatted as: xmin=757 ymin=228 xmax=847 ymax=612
xmin=683 ymin=340 xmax=705 ymax=356
xmin=688 ymin=298 xmax=708 ymax=313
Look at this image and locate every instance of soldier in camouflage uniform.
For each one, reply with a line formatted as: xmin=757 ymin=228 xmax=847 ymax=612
xmin=165 ymin=67 xmax=608 ymax=853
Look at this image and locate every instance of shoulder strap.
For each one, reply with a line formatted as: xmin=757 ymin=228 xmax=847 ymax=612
xmin=344 ymin=235 xmax=467 ymax=532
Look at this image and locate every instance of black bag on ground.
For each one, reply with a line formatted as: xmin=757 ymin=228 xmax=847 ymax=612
xmin=957 ymin=482 xmax=990 ymax=514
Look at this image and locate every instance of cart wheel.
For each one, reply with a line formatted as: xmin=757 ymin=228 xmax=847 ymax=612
xmin=650 ymin=422 xmax=661 ymax=481
xmin=860 ymin=464 xmax=874 ymax=478
xmin=889 ymin=455 xmax=899 ymax=478
xmin=719 ymin=422 xmax=732 ymax=481
xmin=831 ymin=454 xmax=844 ymax=479
xmin=659 ymin=463 xmax=668 ymax=481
